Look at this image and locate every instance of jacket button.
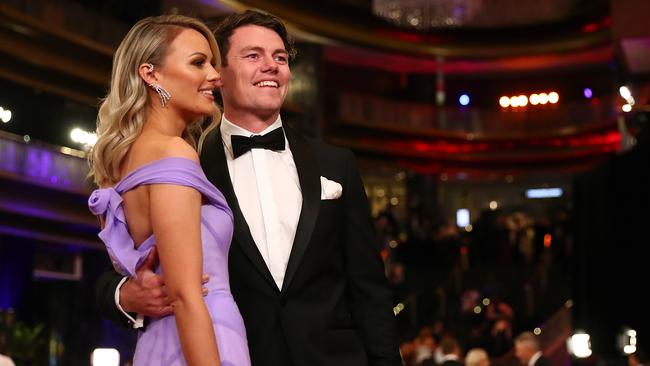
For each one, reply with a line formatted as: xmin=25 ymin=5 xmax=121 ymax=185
xmin=280 ymin=298 xmax=287 ymax=306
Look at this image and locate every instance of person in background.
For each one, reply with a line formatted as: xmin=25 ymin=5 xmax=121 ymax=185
xmin=465 ymin=348 xmax=490 ymax=366
xmin=514 ymin=331 xmax=550 ymax=366
xmin=437 ymin=334 xmax=463 ymax=366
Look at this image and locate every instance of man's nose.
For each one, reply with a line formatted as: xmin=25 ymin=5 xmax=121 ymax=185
xmin=261 ymin=56 xmax=278 ymax=72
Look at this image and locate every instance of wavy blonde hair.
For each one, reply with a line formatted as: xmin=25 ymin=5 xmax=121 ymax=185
xmin=89 ymin=14 xmax=221 ymax=187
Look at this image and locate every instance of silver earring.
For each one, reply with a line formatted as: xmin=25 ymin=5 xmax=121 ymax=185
xmin=146 ymin=63 xmax=170 ymax=107
xmin=149 ymin=83 xmax=171 ymax=107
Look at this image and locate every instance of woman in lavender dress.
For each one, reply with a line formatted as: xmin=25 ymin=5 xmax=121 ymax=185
xmin=87 ymin=15 xmax=250 ymax=366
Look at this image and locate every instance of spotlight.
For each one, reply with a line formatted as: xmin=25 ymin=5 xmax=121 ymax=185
xmin=456 ymin=208 xmax=470 ymax=228
xmin=548 ymin=92 xmax=559 ymax=104
xmin=538 ymin=93 xmax=549 ymax=105
xmin=499 ymin=96 xmax=510 ymax=108
xmin=70 ymin=127 xmax=98 ymax=147
xmin=517 ymin=95 xmax=528 ymax=107
xmin=459 ymin=94 xmax=470 ymax=106
xmin=0 ymin=107 xmax=11 ymax=123
xmin=510 ymin=96 xmax=521 ymax=107
xmin=622 ymin=104 xmax=632 ymax=113
xmin=619 ymin=86 xmax=636 ymax=106
xmin=525 ymin=188 xmax=563 ymax=199
xmin=530 ymin=94 xmax=540 ymax=105
xmin=584 ymin=88 xmax=593 ymax=99
xmin=619 ymin=86 xmax=632 ymax=100
xmin=567 ymin=331 xmax=592 ymax=358
xmin=91 ymin=348 xmax=120 ymax=366
xmin=618 ymin=327 xmax=637 ymax=355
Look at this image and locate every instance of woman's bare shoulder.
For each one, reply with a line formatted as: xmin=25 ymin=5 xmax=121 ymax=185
xmin=121 ymin=135 xmax=198 ymax=178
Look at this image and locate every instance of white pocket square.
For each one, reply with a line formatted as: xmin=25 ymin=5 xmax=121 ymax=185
xmin=320 ymin=176 xmax=342 ymax=200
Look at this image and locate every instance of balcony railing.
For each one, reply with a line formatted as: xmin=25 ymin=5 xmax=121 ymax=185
xmin=338 ymin=92 xmax=617 ymax=139
xmin=0 ymin=131 xmax=91 ymax=193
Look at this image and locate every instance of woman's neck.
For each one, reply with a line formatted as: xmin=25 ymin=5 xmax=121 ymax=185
xmin=146 ymin=106 xmax=187 ymax=137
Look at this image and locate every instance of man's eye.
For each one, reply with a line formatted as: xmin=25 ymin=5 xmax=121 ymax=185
xmin=246 ymin=54 xmax=259 ymax=60
xmin=275 ymin=56 xmax=287 ymax=63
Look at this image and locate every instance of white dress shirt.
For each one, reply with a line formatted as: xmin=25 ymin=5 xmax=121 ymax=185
xmin=220 ymin=116 xmax=302 ymax=290
xmin=529 ymin=351 xmax=543 ymax=366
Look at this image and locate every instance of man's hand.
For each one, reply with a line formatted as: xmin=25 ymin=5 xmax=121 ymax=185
xmin=119 ymin=247 xmax=210 ymax=317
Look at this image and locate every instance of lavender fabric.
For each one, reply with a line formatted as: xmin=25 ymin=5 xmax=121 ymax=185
xmin=89 ymin=157 xmax=251 ymax=366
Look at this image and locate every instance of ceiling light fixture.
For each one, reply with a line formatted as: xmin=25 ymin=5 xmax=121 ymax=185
xmin=372 ymin=0 xmax=578 ymax=31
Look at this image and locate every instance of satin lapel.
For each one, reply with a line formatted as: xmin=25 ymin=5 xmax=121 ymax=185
xmin=281 ymin=128 xmax=320 ymax=294
xmin=200 ymin=130 xmax=278 ymax=291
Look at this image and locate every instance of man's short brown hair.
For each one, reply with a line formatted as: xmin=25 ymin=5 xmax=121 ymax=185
xmin=213 ymin=9 xmax=297 ymax=67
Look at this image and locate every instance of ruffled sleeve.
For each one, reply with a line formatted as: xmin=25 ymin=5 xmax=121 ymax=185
xmin=89 ymin=188 xmax=153 ymax=277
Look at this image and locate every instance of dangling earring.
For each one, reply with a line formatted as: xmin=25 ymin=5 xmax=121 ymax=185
xmin=149 ymin=83 xmax=171 ymax=107
xmin=146 ymin=64 xmax=171 ymax=107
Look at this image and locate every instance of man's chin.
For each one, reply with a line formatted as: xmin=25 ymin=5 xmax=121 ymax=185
xmin=256 ymin=102 xmax=284 ymax=114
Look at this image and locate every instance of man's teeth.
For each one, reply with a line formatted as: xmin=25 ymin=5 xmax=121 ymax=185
xmin=255 ymin=81 xmax=278 ymax=87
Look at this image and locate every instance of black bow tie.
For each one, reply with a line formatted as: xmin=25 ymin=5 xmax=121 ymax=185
xmin=231 ymin=127 xmax=286 ymax=158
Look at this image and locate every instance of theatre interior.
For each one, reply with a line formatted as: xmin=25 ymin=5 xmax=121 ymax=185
xmin=0 ymin=0 xmax=648 ymax=365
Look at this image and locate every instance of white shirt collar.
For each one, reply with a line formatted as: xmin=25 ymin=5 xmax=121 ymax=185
xmin=440 ymin=354 xmax=460 ymax=362
xmin=529 ymin=351 xmax=543 ymax=366
xmin=220 ymin=115 xmax=283 ymax=159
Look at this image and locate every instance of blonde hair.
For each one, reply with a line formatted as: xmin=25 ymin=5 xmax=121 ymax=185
xmin=89 ymin=14 xmax=221 ymax=187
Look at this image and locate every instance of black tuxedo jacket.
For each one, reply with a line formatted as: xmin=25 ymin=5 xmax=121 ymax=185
xmin=96 ymin=126 xmax=401 ymax=366
xmin=534 ymin=355 xmax=551 ymax=366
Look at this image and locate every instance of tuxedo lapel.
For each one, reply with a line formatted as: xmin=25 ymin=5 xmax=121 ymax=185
xmin=200 ymin=129 xmax=278 ymax=291
xmin=281 ymin=128 xmax=320 ymax=293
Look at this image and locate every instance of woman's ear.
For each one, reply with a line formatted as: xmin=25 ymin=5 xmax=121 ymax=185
xmin=138 ymin=63 xmax=158 ymax=85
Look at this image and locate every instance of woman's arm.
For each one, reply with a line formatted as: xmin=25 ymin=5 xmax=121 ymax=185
xmin=149 ymin=144 xmax=220 ymax=366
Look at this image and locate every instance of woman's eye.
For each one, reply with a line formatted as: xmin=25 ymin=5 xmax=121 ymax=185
xmin=192 ymin=59 xmax=205 ymax=66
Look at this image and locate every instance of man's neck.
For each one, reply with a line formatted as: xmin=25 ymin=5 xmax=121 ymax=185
xmin=223 ymin=110 xmax=280 ymax=134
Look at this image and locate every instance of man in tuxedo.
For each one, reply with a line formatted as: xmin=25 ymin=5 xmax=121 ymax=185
xmin=95 ymin=9 xmax=401 ymax=366
xmin=514 ymin=331 xmax=550 ymax=366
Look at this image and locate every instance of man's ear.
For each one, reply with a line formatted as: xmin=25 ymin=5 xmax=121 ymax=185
xmin=138 ymin=63 xmax=158 ymax=85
